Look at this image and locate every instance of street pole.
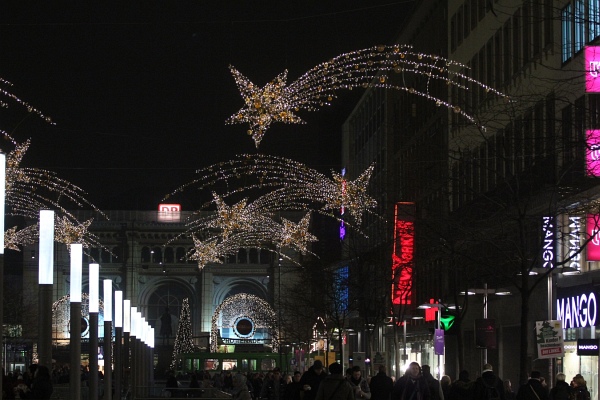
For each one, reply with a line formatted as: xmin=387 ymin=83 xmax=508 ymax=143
xmin=89 ymin=263 xmax=99 ymax=400
xmin=114 ymin=291 xmax=123 ymax=400
xmin=70 ymin=244 xmax=83 ymax=400
xmin=483 ymin=283 xmax=488 ymax=366
xmin=103 ymin=280 xmax=113 ymax=400
xmin=38 ymin=210 xmax=54 ymax=370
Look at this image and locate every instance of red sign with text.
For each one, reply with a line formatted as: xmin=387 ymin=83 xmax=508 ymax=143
xmin=392 ymin=203 xmax=415 ymax=308
xmin=588 ymin=215 xmax=600 ymax=261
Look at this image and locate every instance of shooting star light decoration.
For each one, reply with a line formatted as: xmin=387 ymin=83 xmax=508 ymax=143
xmin=226 ymin=44 xmax=509 ymax=147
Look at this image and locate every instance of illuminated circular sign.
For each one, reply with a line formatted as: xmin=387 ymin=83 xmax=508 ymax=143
xmin=233 ymin=317 xmax=255 ymax=338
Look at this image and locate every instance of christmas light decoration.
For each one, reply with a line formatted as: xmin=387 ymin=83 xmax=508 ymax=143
xmin=226 ymin=45 xmax=509 ymax=147
xmin=210 ymin=293 xmax=279 ymax=353
xmin=170 ymin=298 xmax=195 ymax=369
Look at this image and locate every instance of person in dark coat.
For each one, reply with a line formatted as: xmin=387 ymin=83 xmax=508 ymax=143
xmin=470 ymin=364 xmax=505 ymax=400
xmin=284 ymin=371 xmax=304 ymax=400
xmin=549 ymin=373 xmax=572 ymax=400
xmin=392 ymin=362 xmax=430 ymax=400
xmin=18 ymin=365 xmax=53 ymax=399
xmin=260 ymin=367 xmax=287 ymax=400
xmin=300 ymin=360 xmax=327 ymax=400
xmin=421 ymin=365 xmax=443 ymax=400
xmin=315 ymin=363 xmax=354 ymax=400
xmin=447 ymin=370 xmax=470 ymax=400
xmin=369 ymin=366 xmax=393 ymax=400
xmin=516 ymin=371 xmax=548 ymax=400
xmin=571 ymin=375 xmax=590 ymax=400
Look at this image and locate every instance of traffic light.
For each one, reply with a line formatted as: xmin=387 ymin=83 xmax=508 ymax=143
xmin=440 ymin=309 xmax=456 ymax=332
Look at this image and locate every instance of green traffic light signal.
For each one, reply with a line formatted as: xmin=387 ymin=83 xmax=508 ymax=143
xmin=440 ymin=313 xmax=455 ymax=331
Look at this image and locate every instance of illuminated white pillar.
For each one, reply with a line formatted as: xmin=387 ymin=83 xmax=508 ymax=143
xmin=70 ymin=244 xmax=82 ymax=400
xmin=0 ymin=153 xmax=4 ymax=399
xmin=123 ymin=299 xmax=131 ymax=395
xmin=103 ymin=280 xmax=113 ymax=400
xmin=38 ymin=210 xmax=54 ymax=369
xmin=130 ymin=306 xmax=137 ymax=398
xmin=114 ymin=291 xmax=123 ymax=399
xmin=89 ymin=263 xmax=99 ymax=400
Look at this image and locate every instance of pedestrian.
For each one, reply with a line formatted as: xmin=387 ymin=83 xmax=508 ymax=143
xmin=233 ymin=374 xmax=253 ymax=400
xmin=440 ymin=376 xmax=451 ymax=400
xmin=18 ymin=365 xmax=53 ymax=399
xmin=260 ymin=367 xmax=287 ymax=400
xmin=549 ymin=373 xmax=572 ymax=400
xmin=369 ymin=366 xmax=393 ymax=400
xmin=504 ymin=380 xmax=516 ymax=400
xmin=166 ymin=370 xmax=180 ymax=398
xmin=315 ymin=363 xmax=354 ymax=400
xmin=392 ymin=362 xmax=430 ymax=400
xmin=300 ymin=360 xmax=327 ymax=400
xmin=469 ymin=364 xmax=504 ymax=400
xmin=447 ymin=370 xmax=470 ymax=400
xmin=571 ymin=375 xmax=590 ymax=400
xmin=516 ymin=371 xmax=548 ymax=400
xmin=347 ymin=366 xmax=371 ymax=400
xmin=421 ymin=365 xmax=443 ymax=400
xmin=284 ymin=371 xmax=303 ymax=400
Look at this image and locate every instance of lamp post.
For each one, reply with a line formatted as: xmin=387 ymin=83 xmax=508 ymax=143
xmin=89 ymin=263 xmax=99 ymax=400
xmin=460 ymin=284 xmax=511 ymax=366
xmin=114 ymin=290 xmax=123 ymax=400
xmin=417 ymin=301 xmax=448 ymax=380
xmin=38 ymin=210 xmax=54 ymax=369
xmin=103 ymin=280 xmax=113 ymax=400
xmin=0 ymin=152 xmax=5 ymax=398
xmin=70 ymin=244 xmax=83 ymax=400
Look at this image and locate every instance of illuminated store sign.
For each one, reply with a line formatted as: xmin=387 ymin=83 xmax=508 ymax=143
xmin=541 ymin=216 xmax=555 ymax=268
xmin=586 ymin=46 xmax=600 ymax=93
xmin=568 ymin=217 xmax=582 ymax=271
xmin=158 ymin=203 xmax=181 ymax=222
xmin=577 ymin=339 xmax=600 ymax=356
xmin=556 ymin=290 xmax=597 ymax=329
xmin=392 ymin=202 xmax=415 ymax=308
xmin=588 ymin=215 xmax=600 ymax=261
xmin=587 ymin=130 xmax=600 ymax=176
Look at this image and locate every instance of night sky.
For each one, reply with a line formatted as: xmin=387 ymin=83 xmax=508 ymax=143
xmin=1 ymin=1 xmax=414 ymax=211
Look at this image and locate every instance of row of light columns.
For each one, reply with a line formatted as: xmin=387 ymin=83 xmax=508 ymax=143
xmin=36 ymin=212 xmax=155 ymax=400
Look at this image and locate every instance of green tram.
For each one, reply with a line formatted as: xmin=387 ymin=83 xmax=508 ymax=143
xmin=175 ymin=351 xmax=290 ymax=375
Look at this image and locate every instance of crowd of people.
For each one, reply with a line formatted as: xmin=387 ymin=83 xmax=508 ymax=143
xmin=171 ymin=361 xmax=593 ymax=400
xmin=2 ymin=364 xmax=53 ymax=399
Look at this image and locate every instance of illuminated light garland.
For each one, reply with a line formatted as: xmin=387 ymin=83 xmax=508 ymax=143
xmin=169 ymin=154 xmax=377 ymax=226
xmin=210 ymin=293 xmax=278 ymax=353
xmin=170 ymin=298 xmax=195 ymax=369
xmin=226 ymin=45 xmax=509 ymax=147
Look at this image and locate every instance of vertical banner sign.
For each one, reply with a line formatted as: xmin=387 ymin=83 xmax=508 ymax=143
xmin=587 ymin=130 xmax=600 ymax=176
xmin=475 ymin=319 xmax=496 ymax=349
xmin=566 ymin=216 xmax=582 ymax=272
xmin=541 ymin=216 xmax=555 ymax=268
xmin=586 ymin=46 xmax=600 ymax=93
xmin=588 ymin=215 xmax=600 ymax=260
xmin=391 ymin=202 xmax=416 ymax=312
xmin=535 ymin=320 xmax=564 ymax=359
xmin=434 ymin=329 xmax=445 ymax=355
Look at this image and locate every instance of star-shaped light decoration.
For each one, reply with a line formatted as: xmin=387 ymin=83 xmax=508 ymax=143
xmin=321 ymin=165 xmax=377 ymax=226
xmin=226 ymin=67 xmax=304 ymax=147
xmin=54 ymin=216 xmax=95 ymax=246
xmin=189 ymin=236 xmax=223 ymax=268
xmin=226 ymin=45 xmax=509 ymax=147
xmin=4 ymin=225 xmax=37 ymax=250
xmin=275 ymin=212 xmax=318 ymax=255
xmin=206 ymin=193 xmax=257 ymax=238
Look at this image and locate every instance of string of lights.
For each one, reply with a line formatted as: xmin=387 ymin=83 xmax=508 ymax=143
xmin=226 ymin=44 xmax=509 ymax=147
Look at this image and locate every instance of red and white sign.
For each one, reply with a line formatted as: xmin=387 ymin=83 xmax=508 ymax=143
xmin=158 ymin=203 xmax=181 ymax=222
xmin=587 ymin=130 xmax=600 ymax=176
xmin=158 ymin=204 xmax=181 ymax=212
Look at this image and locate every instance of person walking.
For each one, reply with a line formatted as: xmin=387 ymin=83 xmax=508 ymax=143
xmin=571 ymin=375 xmax=590 ymax=400
xmin=260 ymin=367 xmax=287 ymax=400
xmin=516 ymin=371 xmax=548 ymax=400
xmin=421 ymin=365 xmax=443 ymax=400
xmin=233 ymin=374 xmax=253 ymax=400
xmin=369 ymin=366 xmax=393 ymax=400
xmin=504 ymin=380 xmax=516 ymax=400
xmin=315 ymin=363 xmax=354 ymax=400
xmin=470 ymin=364 xmax=504 ymax=400
xmin=347 ymin=366 xmax=371 ymax=400
xmin=549 ymin=373 xmax=572 ymax=400
xmin=392 ymin=362 xmax=430 ymax=400
xmin=447 ymin=370 xmax=470 ymax=400
xmin=284 ymin=371 xmax=303 ymax=400
xmin=17 ymin=365 xmax=53 ymax=399
xmin=300 ymin=360 xmax=327 ymax=400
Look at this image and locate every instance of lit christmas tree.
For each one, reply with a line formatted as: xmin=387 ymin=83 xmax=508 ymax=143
xmin=170 ymin=298 xmax=195 ymax=369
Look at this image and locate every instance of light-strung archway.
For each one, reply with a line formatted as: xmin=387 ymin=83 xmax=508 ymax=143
xmin=211 ymin=293 xmax=278 ymax=353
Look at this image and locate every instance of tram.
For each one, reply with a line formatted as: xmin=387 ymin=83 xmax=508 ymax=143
xmin=175 ymin=351 xmax=288 ymax=375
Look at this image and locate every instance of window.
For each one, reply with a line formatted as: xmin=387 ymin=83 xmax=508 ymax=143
xmin=562 ymin=105 xmax=573 ymax=166
xmin=464 ymin=0 xmax=471 ymax=38
xmin=513 ymin=9 xmax=522 ymax=73
xmin=590 ymin=0 xmax=600 ymax=41
xmin=503 ymin=21 xmax=512 ymax=82
xmin=575 ymin=0 xmax=585 ymax=53
xmin=523 ymin=1 xmax=531 ymax=64
xmin=533 ymin=0 xmax=542 ymax=56
xmin=562 ymin=3 xmax=573 ymax=62
xmin=494 ymin=30 xmax=502 ymax=88
xmin=534 ymin=102 xmax=544 ymax=163
xmin=544 ymin=0 xmax=554 ymax=49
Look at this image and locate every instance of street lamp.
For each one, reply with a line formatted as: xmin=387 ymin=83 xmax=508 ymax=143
xmin=417 ymin=301 xmax=451 ymax=380
xmin=459 ymin=283 xmax=512 ymax=366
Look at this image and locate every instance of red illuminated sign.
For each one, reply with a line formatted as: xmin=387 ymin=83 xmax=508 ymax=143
xmin=392 ymin=203 xmax=415 ymax=307
xmin=586 ymin=47 xmax=600 ymax=93
xmin=158 ymin=204 xmax=181 ymax=212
